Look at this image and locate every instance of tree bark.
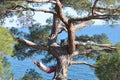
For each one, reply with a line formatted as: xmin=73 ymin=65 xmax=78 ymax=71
xmin=53 ymin=54 xmax=70 ymax=80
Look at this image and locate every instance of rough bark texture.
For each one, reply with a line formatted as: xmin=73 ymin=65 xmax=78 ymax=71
xmin=53 ymin=54 xmax=70 ymax=80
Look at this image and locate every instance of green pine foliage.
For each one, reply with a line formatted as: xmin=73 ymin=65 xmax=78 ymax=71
xmin=19 ymin=69 xmax=43 ymax=80
xmin=29 ymin=24 xmax=50 ymax=44
xmin=0 ymin=26 xmax=16 ymax=80
xmin=95 ymin=42 xmax=120 ymax=80
xmin=1 ymin=57 xmax=13 ymax=80
xmin=76 ymin=33 xmax=111 ymax=49
xmin=63 ymin=0 xmax=92 ymax=10
xmin=74 ymin=34 xmax=111 ymax=60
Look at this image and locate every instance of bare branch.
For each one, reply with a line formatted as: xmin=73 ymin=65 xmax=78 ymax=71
xmin=26 ymin=0 xmax=56 ymax=4
xmin=69 ymin=14 xmax=110 ymax=22
xmin=92 ymin=0 xmax=99 ymax=16
xmin=31 ymin=57 xmax=55 ymax=73
xmin=8 ymin=4 xmax=56 ymax=15
xmin=93 ymin=7 xmax=120 ymax=12
xmin=49 ymin=15 xmax=62 ymax=40
xmin=16 ymin=38 xmax=48 ymax=51
xmin=70 ymin=61 xmax=96 ymax=68
xmin=72 ymin=41 xmax=116 ymax=56
xmin=58 ymin=27 xmax=67 ymax=34
xmin=74 ymin=21 xmax=90 ymax=31
xmin=32 ymin=8 xmax=56 ymax=14
xmin=55 ymin=0 xmax=68 ymax=26
xmin=75 ymin=41 xmax=113 ymax=48
xmin=69 ymin=6 xmax=120 ymax=22
xmin=72 ymin=48 xmax=108 ymax=56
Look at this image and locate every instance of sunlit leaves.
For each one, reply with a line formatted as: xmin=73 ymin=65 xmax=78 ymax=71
xmin=0 ymin=26 xmax=16 ymax=80
xmin=0 ymin=57 xmax=13 ymax=80
xmin=0 ymin=26 xmax=16 ymax=55
xmin=115 ymin=42 xmax=120 ymax=52
xmin=1 ymin=57 xmax=13 ymax=80
xmin=0 ymin=60 xmax=3 ymax=75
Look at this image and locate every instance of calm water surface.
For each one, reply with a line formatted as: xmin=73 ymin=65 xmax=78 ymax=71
xmin=8 ymin=56 xmax=98 ymax=80
xmin=7 ymin=25 xmax=120 ymax=80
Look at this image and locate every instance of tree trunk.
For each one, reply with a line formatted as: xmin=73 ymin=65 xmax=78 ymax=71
xmin=53 ymin=54 xmax=70 ymax=80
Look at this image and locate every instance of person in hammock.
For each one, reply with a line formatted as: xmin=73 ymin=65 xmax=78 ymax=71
xmin=31 ymin=57 xmax=56 ymax=74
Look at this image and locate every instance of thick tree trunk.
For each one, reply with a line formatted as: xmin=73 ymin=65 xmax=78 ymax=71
xmin=53 ymin=54 xmax=70 ymax=80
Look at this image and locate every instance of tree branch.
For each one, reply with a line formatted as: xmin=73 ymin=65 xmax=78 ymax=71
xmin=91 ymin=0 xmax=99 ymax=16
xmin=26 ymin=0 xmax=56 ymax=4
xmin=72 ymin=48 xmax=113 ymax=56
xmin=55 ymin=0 xmax=68 ymax=26
xmin=16 ymin=38 xmax=48 ymax=51
xmin=69 ymin=14 xmax=110 ymax=22
xmin=67 ymin=25 xmax=76 ymax=54
xmin=58 ymin=26 xmax=67 ymax=34
xmin=74 ymin=21 xmax=90 ymax=31
xmin=69 ymin=6 xmax=120 ymax=22
xmin=31 ymin=57 xmax=55 ymax=73
xmin=75 ymin=41 xmax=113 ymax=48
xmin=8 ymin=4 xmax=57 ymax=15
xmin=70 ymin=61 xmax=96 ymax=68
xmin=93 ymin=7 xmax=120 ymax=12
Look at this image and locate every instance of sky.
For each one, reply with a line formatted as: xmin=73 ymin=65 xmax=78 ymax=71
xmin=5 ymin=2 xmax=120 ymax=26
xmin=3 ymin=3 xmax=120 ymax=44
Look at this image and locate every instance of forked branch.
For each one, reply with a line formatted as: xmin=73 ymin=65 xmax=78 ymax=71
xmin=55 ymin=0 xmax=68 ymax=26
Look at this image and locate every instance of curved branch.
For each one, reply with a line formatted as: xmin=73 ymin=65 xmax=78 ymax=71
xmin=92 ymin=0 xmax=99 ymax=16
xmin=74 ymin=21 xmax=90 ymax=31
xmin=26 ymin=0 xmax=56 ymax=4
xmin=16 ymin=38 xmax=48 ymax=51
xmin=32 ymin=8 xmax=57 ymax=14
xmin=72 ymin=48 xmax=111 ymax=56
xmin=70 ymin=61 xmax=96 ymax=68
xmin=75 ymin=41 xmax=113 ymax=48
xmin=8 ymin=4 xmax=57 ymax=15
xmin=93 ymin=7 xmax=120 ymax=12
xmin=73 ymin=41 xmax=116 ymax=56
xmin=31 ymin=57 xmax=55 ymax=73
xmin=58 ymin=27 xmax=67 ymax=34
xmin=55 ymin=0 xmax=68 ymax=26
xmin=69 ymin=14 xmax=110 ymax=22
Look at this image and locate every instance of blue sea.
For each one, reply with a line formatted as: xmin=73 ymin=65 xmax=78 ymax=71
xmin=8 ymin=56 xmax=98 ymax=80
xmin=7 ymin=25 xmax=120 ymax=80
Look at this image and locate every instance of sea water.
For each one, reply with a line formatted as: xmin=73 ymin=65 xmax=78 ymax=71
xmin=8 ymin=56 xmax=98 ymax=80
